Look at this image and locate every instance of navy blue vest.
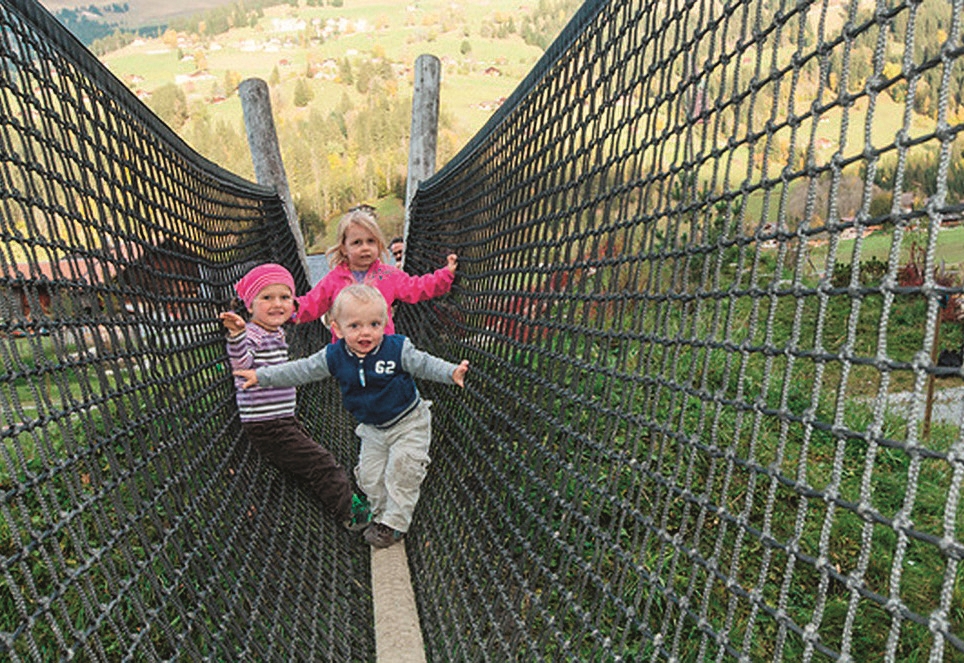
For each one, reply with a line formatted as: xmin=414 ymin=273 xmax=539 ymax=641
xmin=325 ymin=335 xmax=418 ymax=426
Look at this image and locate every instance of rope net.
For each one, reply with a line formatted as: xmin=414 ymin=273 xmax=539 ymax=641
xmin=401 ymin=0 xmax=964 ymax=660
xmin=0 ymin=0 xmax=373 ymax=660
xmin=0 ymin=0 xmax=962 ymax=661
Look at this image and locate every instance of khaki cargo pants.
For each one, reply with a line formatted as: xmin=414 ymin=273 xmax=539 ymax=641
xmin=354 ymin=400 xmax=432 ymax=533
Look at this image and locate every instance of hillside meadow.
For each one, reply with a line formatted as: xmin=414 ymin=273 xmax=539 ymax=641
xmin=43 ymin=0 xmax=961 ymax=271
xmin=83 ymin=0 xmax=562 ymax=243
xmin=101 ymin=0 xmax=546 ymax=128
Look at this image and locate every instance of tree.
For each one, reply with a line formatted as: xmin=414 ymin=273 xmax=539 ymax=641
xmin=224 ymin=70 xmax=241 ymax=96
xmin=295 ymin=199 xmax=324 ymax=245
xmin=149 ymin=83 xmax=188 ymax=129
xmin=161 ymin=28 xmax=178 ymax=49
xmin=355 ymin=60 xmax=373 ymax=94
xmin=883 ymin=61 xmax=905 ymax=102
xmin=338 ymin=91 xmax=353 ymax=114
xmin=339 ymin=58 xmax=354 ymax=85
xmin=293 ymin=78 xmax=314 ymax=107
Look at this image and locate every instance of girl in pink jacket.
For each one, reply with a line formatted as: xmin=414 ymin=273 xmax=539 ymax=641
xmin=295 ymin=206 xmax=458 ymax=339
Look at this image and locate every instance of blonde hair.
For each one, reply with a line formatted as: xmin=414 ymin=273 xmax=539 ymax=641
xmin=326 ymin=207 xmax=388 ymax=269
xmin=329 ymin=284 xmax=389 ymax=324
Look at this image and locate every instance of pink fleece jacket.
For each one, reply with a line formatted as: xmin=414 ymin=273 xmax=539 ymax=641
xmin=294 ymin=260 xmax=455 ymax=338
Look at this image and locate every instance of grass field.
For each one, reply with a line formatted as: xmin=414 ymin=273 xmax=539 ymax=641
xmin=73 ymin=0 xmax=555 ymax=242
xmin=808 ymin=222 xmax=964 ymax=273
xmin=96 ymin=0 xmax=548 ymax=147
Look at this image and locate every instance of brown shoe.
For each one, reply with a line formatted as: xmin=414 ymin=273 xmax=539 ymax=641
xmin=363 ymin=522 xmax=404 ymax=548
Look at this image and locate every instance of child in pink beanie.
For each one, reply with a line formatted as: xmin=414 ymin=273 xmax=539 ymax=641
xmin=221 ymin=263 xmax=370 ymax=531
xmin=234 ymin=263 xmax=296 ymax=309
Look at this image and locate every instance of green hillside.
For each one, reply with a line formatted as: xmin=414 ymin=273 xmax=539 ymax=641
xmin=104 ymin=0 xmax=549 ymax=129
xmin=52 ymin=0 xmax=580 ymax=247
xmin=45 ymin=0 xmax=962 ymax=262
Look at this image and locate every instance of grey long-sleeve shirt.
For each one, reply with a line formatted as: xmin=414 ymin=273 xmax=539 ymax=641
xmin=256 ymin=335 xmax=457 ymax=426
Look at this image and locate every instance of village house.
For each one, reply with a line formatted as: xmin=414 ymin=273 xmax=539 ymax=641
xmin=1 ymin=238 xmax=207 ymax=337
xmin=2 ymin=254 xmax=110 ymax=335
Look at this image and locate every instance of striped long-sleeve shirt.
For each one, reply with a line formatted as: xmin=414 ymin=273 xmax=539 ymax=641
xmin=226 ymin=322 xmax=297 ymax=422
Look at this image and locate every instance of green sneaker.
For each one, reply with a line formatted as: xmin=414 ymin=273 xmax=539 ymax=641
xmin=344 ymin=493 xmax=371 ymax=532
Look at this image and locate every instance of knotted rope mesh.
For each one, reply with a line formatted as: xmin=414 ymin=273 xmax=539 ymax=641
xmin=0 ymin=0 xmax=372 ymax=660
xmin=401 ymin=0 xmax=964 ymax=660
xmin=1 ymin=0 xmax=963 ymax=660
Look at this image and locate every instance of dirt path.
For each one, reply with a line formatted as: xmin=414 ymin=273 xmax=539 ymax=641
xmin=885 ymin=386 xmax=964 ymax=426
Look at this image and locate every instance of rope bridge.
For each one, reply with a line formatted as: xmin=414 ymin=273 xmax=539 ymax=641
xmin=2 ymin=0 xmax=962 ymax=661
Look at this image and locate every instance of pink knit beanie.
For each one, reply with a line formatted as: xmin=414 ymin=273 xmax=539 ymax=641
xmin=235 ymin=263 xmax=296 ymax=308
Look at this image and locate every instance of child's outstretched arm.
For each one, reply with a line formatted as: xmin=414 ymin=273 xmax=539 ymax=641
xmin=234 ymin=369 xmax=259 ymax=389
xmin=220 ymin=311 xmax=246 ymax=335
xmin=393 ymin=254 xmax=458 ymax=304
xmin=236 ymin=347 xmax=334 ymax=389
xmin=451 ymin=360 xmax=469 ymax=387
xmin=222 ymin=312 xmax=256 ymax=369
xmin=293 ymin=276 xmax=338 ymax=324
xmin=400 ymin=338 xmax=468 ymax=386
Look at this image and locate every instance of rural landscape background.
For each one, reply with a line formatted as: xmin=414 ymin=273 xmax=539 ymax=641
xmin=39 ymin=0 xmax=582 ymax=248
xmin=5 ymin=2 xmax=962 ymax=659
xmin=37 ymin=0 xmax=963 ymax=269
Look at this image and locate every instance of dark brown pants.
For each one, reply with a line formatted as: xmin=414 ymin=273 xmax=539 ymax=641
xmin=243 ymin=417 xmax=352 ymax=521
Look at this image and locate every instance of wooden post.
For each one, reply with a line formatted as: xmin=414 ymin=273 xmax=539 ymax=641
xmin=923 ymin=311 xmax=941 ymax=439
xmin=404 ymin=54 xmax=441 ymax=257
xmin=239 ymin=77 xmax=309 ymax=279
xmin=372 ymin=544 xmax=426 ymax=663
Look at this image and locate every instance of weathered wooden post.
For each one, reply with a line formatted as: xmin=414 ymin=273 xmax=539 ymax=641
xmin=403 ymin=54 xmax=441 ymax=266
xmin=238 ymin=77 xmax=309 ymax=279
